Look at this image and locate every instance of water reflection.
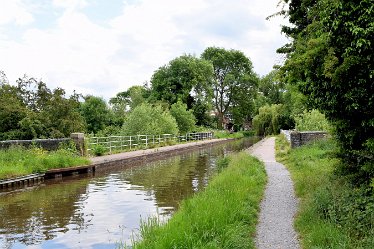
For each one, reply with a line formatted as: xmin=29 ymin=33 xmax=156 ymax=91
xmin=0 ymin=137 xmax=259 ymax=248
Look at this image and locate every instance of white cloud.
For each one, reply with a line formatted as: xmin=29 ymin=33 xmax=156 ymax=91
xmin=53 ymin=0 xmax=88 ymax=11
xmin=0 ymin=0 xmax=289 ymax=99
xmin=0 ymin=0 xmax=34 ymax=26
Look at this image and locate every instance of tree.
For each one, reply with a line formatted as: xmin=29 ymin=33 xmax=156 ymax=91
xmin=201 ymin=47 xmax=258 ymax=128
xmin=0 ymin=83 xmax=28 ymax=140
xmin=80 ymin=96 xmax=110 ymax=134
xmin=150 ymin=55 xmax=213 ymax=109
xmin=122 ymin=103 xmax=178 ymax=135
xmin=279 ymin=0 xmax=374 ymax=183
xmin=252 ymin=104 xmax=288 ymax=136
xmin=259 ymin=70 xmax=285 ymax=105
xmin=170 ymin=101 xmax=196 ymax=134
xmin=0 ymin=75 xmax=85 ymax=139
xmin=110 ymin=85 xmax=149 ymax=112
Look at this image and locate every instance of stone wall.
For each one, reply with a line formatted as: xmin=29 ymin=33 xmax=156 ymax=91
xmin=281 ymin=130 xmax=328 ymax=148
xmin=0 ymin=138 xmax=72 ymax=150
xmin=0 ymin=133 xmax=86 ymax=155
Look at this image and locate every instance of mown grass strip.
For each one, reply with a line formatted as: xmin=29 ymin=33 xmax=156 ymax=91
xmin=276 ymin=135 xmax=374 ymax=249
xmin=131 ymin=151 xmax=266 ymax=249
xmin=0 ymin=146 xmax=90 ymax=180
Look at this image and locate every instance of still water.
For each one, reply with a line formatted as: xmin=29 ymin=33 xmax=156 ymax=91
xmin=0 ymin=138 xmax=259 ymax=249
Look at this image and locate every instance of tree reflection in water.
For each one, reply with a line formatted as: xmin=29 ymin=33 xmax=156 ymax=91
xmin=0 ymin=137 xmax=259 ymax=248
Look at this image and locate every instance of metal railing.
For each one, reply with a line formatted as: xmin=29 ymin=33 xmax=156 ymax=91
xmin=87 ymin=132 xmax=213 ymax=153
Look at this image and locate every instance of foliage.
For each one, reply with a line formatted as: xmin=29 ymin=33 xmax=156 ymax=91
xmin=191 ymin=99 xmax=214 ymax=127
xmin=0 ymin=146 xmax=90 ymax=179
xmin=295 ymin=109 xmax=332 ymax=131
xmin=213 ymin=130 xmax=244 ymax=139
xmin=252 ymin=104 xmax=290 ymax=136
xmin=91 ymin=144 xmax=108 ymax=156
xmin=132 ymin=152 xmax=266 ymax=248
xmin=110 ymin=85 xmax=149 ymax=113
xmin=201 ymin=47 xmax=258 ymax=128
xmin=0 ymin=75 xmax=85 ymax=140
xmin=80 ymin=95 xmax=111 ymax=134
xmin=276 ymin=135 xmax=374 ymax=248
xmin=122 ymin=103 xmax=179 ymax=135
xmin=258 ymin=70 xmax=285 ymax=105
xmin=279 ymin=0 xmax=374 ymax=184
xmin=170 ymin=101 xmax=196 ymax=134
xmin=150 ymin=54 xmax=213 ymax=108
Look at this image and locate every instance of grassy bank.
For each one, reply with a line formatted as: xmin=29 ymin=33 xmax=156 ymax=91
xmin=213 ymin=130 xmax=254 ymax=139
xmin=276 ymin=135 xmax=374 ymax=248
xmin=131 ymin=151 xmax=266 ymax=248
xmin=0 ymin=146 xmax=90 ymax=180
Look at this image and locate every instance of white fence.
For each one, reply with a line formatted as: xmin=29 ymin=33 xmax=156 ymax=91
xmin=87 ymin=132 xmax=213 ymax=153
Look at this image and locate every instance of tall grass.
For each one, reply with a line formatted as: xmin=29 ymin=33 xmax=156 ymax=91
xmin=131 ymin=152 xmax=267 ymax=248
xmin=0 ymin=145 xmax=90 ymax=180
xmin=276 ymin=135 xmax=374 ymax=249
xmin=213 ymin=130 xmax=248 ymax=139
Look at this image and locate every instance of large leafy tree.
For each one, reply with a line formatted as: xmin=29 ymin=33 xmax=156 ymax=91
xmin=0 ymin=83 xmax=28 ymax=140
xmin=279 ymin=0 xmax=374 ymax=183
xmin=110 ymin=85 xmax=149 ymax=112
xmin=150 ymin=55 xmax=213 ymax=109
xmin=201 ymin=47 xmax=258 ymax=128
xmin=259 ymin=70 xmax=285 ymax=105
xmin=80 ymin=96 xmax=111 ymax=134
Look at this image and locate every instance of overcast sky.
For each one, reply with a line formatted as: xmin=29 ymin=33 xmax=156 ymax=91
xmin=0 ymin=0 xmax=289 ymax=100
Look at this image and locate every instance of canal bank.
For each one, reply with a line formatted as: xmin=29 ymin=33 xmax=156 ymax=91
xmin=0 ymin=137 xmax=259 ymax=249
xmin=1 ymin=138 xmax=232 ymax=189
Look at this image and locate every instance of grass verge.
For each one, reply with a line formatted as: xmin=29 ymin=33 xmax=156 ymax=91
xmin=131 ymin=151 xmax=266 ymax=249
xmin=276 ymin=135 xmax=374 ymax=249
xmin=213 ymin=130 xmax=255 ymax=139
xmin=0 ymin=145 xmax=90 ymax=180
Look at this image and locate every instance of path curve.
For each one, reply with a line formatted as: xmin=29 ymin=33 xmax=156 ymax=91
xmin=249 ymin=137 xmax=300 ymax=249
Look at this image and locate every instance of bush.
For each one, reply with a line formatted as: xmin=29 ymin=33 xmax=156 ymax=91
xmin=122 ymin=103 xmax=179 ymax=135
xmin=91 ymin=144 xmax=108 ymax=156
xmin=295 ymin=109 xmax=331 ymax=131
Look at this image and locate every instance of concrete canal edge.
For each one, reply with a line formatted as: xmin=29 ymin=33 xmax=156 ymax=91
xmin=0 ymin=138 xmax=233 ymax=190
xmin=89 ymin=138 xmax=234 ymax=173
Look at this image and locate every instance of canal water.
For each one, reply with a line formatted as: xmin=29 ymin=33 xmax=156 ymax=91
xmin=0 ymin=137 xmax=259 ymax=249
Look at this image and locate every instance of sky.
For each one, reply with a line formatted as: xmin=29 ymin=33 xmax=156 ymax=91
xmin=0 ymin=0 xmax=289 ymax=100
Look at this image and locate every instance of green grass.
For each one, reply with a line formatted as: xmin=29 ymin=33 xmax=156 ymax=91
xmin=0 ymin=146 xmax=90 ymax=180
xmin=276 ymin=135 xmax=374 ymax=249
xmin=213 ymin=130 xmax=248 ymax=139
xmin=131 ymin=152 xmax=267 ymax=249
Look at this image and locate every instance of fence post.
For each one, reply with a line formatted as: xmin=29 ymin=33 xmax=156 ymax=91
xmin=71 ymin=133 xmax=86 ymax=156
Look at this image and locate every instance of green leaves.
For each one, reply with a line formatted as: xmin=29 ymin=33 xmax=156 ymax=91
xmin=122 ymin=103 xmax=179 ymax=136
xmin=279 ymin=0 xmax=374 ymax=183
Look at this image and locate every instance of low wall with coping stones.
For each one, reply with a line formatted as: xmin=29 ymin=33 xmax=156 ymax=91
xmin=0 ymin=138 xmax=72 ymax=151
xmin=281 ymin=130 xmax=328 ymax=148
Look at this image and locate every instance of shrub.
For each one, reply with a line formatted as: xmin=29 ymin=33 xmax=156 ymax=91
xmin=122 ymin=103 xmax=179 ymax=135
xmin=295 ymin=109 xmax=332 ymax=131
xmin=91 ymin=144 xmax=108 ymax=156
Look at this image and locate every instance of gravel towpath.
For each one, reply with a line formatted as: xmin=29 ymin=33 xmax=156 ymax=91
xmin=249 ymin=137 xmax=300 ymax=249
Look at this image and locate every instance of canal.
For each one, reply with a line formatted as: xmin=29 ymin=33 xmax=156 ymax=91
xmin=0 ymin=137 xmax=259 ymax=249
